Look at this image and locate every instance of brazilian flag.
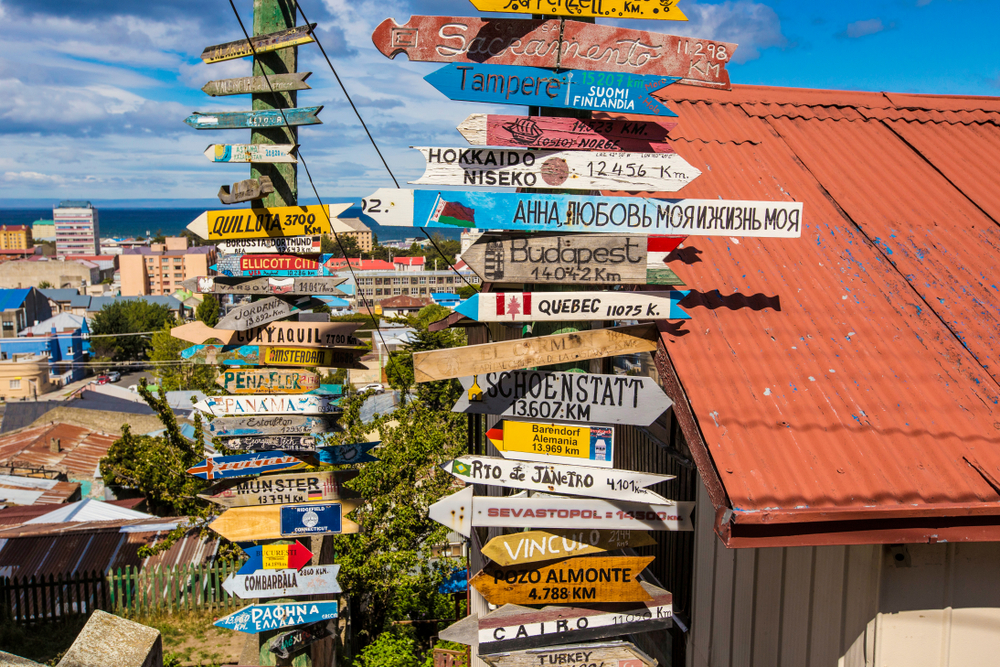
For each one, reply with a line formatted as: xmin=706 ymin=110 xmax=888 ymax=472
xmin=452 ymin=460 xmax=472 ymax=477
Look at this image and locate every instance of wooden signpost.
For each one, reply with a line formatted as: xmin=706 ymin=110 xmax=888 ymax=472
xmin=202 ymin=72 xmax=311 ymax=97
xmin=411 ymin=323 xmax=659 ymax=382
xmin=209 ymin=500 xmax=363 ymax=542
xmin=181 ymin=345 xmax=366 ymax=370
xmin=478 ymin=641 xmax=657 ymax=667
xmin=206 ymin=143 xmax=298 ymax=163
xmin=216 ymin=298 xmax=300 ymax=331
xmin=372 ymin=17 xmax=733 ymax=89
xmin=194 ymin=395 xmax=341 ymax=417
xmin=200 ymin=470 xmax=358 ymax=508
xmin=471 ymin=556 xmax=654 ymax=605
xmin=219 ymin=176 xmax=275 ymax=204
xmin=451 ymin=370 xmax=674 ymax=426
xmin=181 ymin=275 xmax=347 ymax=297
xmin=454 ymin=290 xmax=689 ymax=323
xmin=239 ymin=541 xmax=314 ymax=574
xmin=216 ymin=369 xmax=322 ymax=395
xmin=201 ymin=24 xmax=317 ymax=63
xmin=411 ymin=146 xmax=699 ymax=192
xmin=214 ymin=600 xmax=338 ymax=634
xmin=205 ymin=415 xmax=338 ymax=438
xmin=213 ymin=253 xmax=346 ymax=278
xmin=269 ymin=620 xmax=336 ymax=660
xmin=458 ymin=114 xmax=676 ymax=153
xmin=467 ymin=0 xmax=688 ymax=21
xmin=173 ymin=320 xmax=361 ymax=347
xmin=429 ymin=487 xmax=695 ymax=537
xmin=482 ymin=530 xmax=656 ymax=567
xmin=218 ymin=236 xmax=320 ymax=254
xmin=223 ymin=435 xmax=318 ymax=452
xmin=224 ymin=566 xmax=341 ymax=600
xmin=187 ymin=203 xmax=347 ymax=241
xmin=485 ymin=421 xmax=614 ymax=468
xmin=443 ymin=456 xmax=672 ymax=502
xmin=359 ymin=189 xmax=805 ymax=238
xmin=424 ymin=64 xmax=678 ymax=117
xmin=461 ymin=234 xmax=684 ymax=286
xmin=186 ymin=452 xmax=311 ymax=481
xmin=184 ymin=107 xmax=323 ymax=130
xmin=316 ymin=442 xmax=380 ymax=465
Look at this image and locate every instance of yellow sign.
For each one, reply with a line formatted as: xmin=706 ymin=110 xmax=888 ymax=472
xmin=263 ymin=347 xmax=338 ymax=367
xmin=487 ymin=420 xmax=614 ymax=466
xmin=468 ymin=0 xmax=687 ymax=21
xmin=187 ymin=203 xmax=350 ymax=241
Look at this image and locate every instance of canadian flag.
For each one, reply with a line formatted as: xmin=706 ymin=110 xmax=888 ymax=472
xmin=496 ymin=293 xmax=530 ymax=320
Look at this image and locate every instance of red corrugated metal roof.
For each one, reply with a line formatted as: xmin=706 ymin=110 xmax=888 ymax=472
xmin=0 ymin=423 xmax=117 ymax=480
xmin=627 ymin=84 xmax=1000 ymax=546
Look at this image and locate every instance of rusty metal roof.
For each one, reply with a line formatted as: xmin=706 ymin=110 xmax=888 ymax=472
xmin=620 ymin=84 xmax=1000 ymax=546
xmin=0 ymin=423 xmax=117 ymax=481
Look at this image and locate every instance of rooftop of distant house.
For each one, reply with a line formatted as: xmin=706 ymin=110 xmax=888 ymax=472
xmin=393 ymin=256 xmax=425 ymax=266
xmin=0 ymin=422 xmax=118 ymax=481
xmin=56 ymin=201 xmax=93 ymax=209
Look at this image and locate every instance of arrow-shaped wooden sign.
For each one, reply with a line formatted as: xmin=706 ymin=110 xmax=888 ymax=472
xmin=173 ymin=320 xmax=361 ymax=347
xmin=218 ymin=236 xmax=320 ymax=254
xmin=479 ymin=641 xmax=657 ymax=667
xmin=222 ymin=435 xmax=318 ymax=452
xmin=201 ymin=24 xmax=317 ymax=63
xmin=358 ymin=189 xmax=804 ymax=238
xmin=239 ymin=541 xmax=314 ymax=574
xmin=454 ymin=290 xmax=689 ymax=323
xmin=316 ymin=441 xmax=380 ymax=465
xmin=200 ymin=470 xmax=358 ymax=508
xmin=216 ymin=369 xmax=322 ymax=394
xmin=270 ymin=620 xmax=336 ymax=661
xmin=214 ymin=600 xmax=338 ymax=635
xmin=202 ymin=72 xmax=312 ymax=97
xmin=180 ymin=345 xmax=366 ymax=370
xmin=410 ymin=147 xmax=699 ymax=192
xmin=216 ymin=297 xmax=306 ymax=332
xmin=412 ymin=323 xmax=659 ymax=383
xmin=184 ymin=107 xmax=323 ymax=131
xmin=194 ymin=395 xmax=341 ymax=417
xmin=424 ymin=64 xmax=678 ymax=116
xmin=468 ymin=0 xmax=688 ymax=21
xmin=461 ymin=234 xmax=684 ymax=286
xmin=458 ymin=114 xmax=677 ymax=153
xmin=186 ymin=452 xmax=311 ymax=481
xmin=219 ymin=176 xmax=274 ymax=205
xmin=429 ymin=487 xmax=694 ymax=538
xmin=451 ymin=370 xmax=674 ymax=427
xmin=187 ymin=203 xmax=347 ymax=241
xmin=373 ymin=17 xmax=732 ymax=89
xmin=213 ymin=253 xmax=357 ymax=278
xmin=206 ymin=143 xmax=298 ymax=163
xmin=205 ymin=415 xmax=338 ymax=438
xmin=224 ymin=565 xmax=341 ymax=600
xmin=482 ymin=530 xmax=656 ymax=567
xmin=209 ymin=500 xmax=362 ymax=542
xmin=181 ymin=275 xmax=347 ymax=297
xmin=471 ymin=555 xmax=654 ymax=606
xmin=485 ymin=421 xmax=614 ymax=468
xmin=443 ymin=456 xmax=672 ymax=502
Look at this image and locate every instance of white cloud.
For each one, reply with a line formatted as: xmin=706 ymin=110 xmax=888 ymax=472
xmin=843 ymin=18 xmax=887 ymax=39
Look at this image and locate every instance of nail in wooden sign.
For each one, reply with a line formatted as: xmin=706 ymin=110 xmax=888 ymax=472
xmin=209 ymin=500 xmax=362 ymax=542
xmin=184 ymin=107 xmax=323 ymax=130
xmin=202 ymin=72 xmax=312 ymax=96
xmin=468 ymin=0 xmax=688 ymax=21
xmin=186 ymin=452 xmax=311 ymax=481
xmin=373 ymin=17 xmax=733 ymax=89
xmin=205 ymin=415 xmax=338 ymax=438
xmin=424 ymin=64 xmax=678 ymax=116
xmin=201 ymin=24 xmax=317 ymax=63
xmin=487 ymin=421 xmax=614 ymax=468
xmin=411 ymin=147 xmax=699 ymax=192
xmin=214 ymin=600 xmax=338 ymax=634
xmin=458 ymin=114 xmax=676 ymax=153
xmin=187 ymin=203 xmax=346 ymax=241
xmin=482 ymin=529 xmax=656 ymax=567
xmin=173 ymin=320 xmax=361 ymax=347
xmin=181 ymin=275 xmax=347 ymax=297
xmin=216 ymin=369 xmax=321 ymax=394
xmin=194 ymin=395 xmax=341 ymax=417
xmin=213 ymin=253 xmax=343 ymax=278
xmin=200 ymin=470 xmax=358 ymax=508
xmin=452 ymin=371 xmax=673 ymax=426
xmin=443 ymin=456 xmax=671 ymax=502
xmin=206 ymin=143 xmax=298 ymax=163
xmin=218 ymin=236 xmax=320 ymax=254
xmin=181 ymin=345 xmax=365 ymax=369
xmin=359 ymin=189 xmax=804 ymax=238
xmin=219 ymin=176 xmax=274 ymax=204
xmin=463 ymin=234 xmax=684 ymax=286
xmin=222 ymin=435 xmax=318 ymax=452
xmin=429 ymin=487 xmax=694 ymax=537
xmin=240 ymin=541 xmax=313 ymax=573
xmin=479 ymin=641 xmax=657 ymax=667
xmin=216 ymin=297 xmax=300 ymax=331
xmin=270 ymin=620 xmax=336 ymax=660
xmin=411 ymin=323 xmax=659 ymax=383
xmin=225 ymin=566 xmax=341 ymax=600
xmin=455 ymin=290 xmax=689 ymax=323
xmin=471 ymin=556 xmax=654 ymax=606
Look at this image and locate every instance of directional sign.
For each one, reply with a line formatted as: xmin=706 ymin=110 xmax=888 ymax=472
xmin=173 ymin=320 xmax=361 ymax=347
xmin=455 ymin=290 xmax=689 ymax=323
xmin=186 ymin=452 xmax=311 ymax=481
xmin=206 ymin=143 xmax=298 ymax=163
xmin=462 ymin=234 xmax=684 ymax=286
xmin=210 ymin=501 xmax=362 ymax=542
xmin=478 ymin=641 xmax=658 ymax=667
xmin=429 ymin=487 xmax=694 ymax=538
xmin=181 ymin=275 xmax=347 ymax=297
xmin=373 ymin=17 xmax=732 ymax=88
xmin=412 ymin=323 xmax=659 ymax=383
xmin=452 ymin=370 xmax=673 ymax=426
xmin=270 ymin=620 xmax=336 ymax=660
xmin=424 ymin=64 xmax=678 ymax=116
xmin=228 ymin=568 xmax=341 ymax=601
xmin=200 ymin=470 xmax=358 ymax=508
xmin=486 ymin=421 xmax=614 ymax=468
xmin=458 ymin=114 xmax=676 ymax=153
xmin=482 ymin=529 xmax=656 ymax=567
xmin=316 ymin=441 xmax=380 ymax=465
xmin=219 ymin=176 xmax=274 ymax=204
xmin=194 ymin=395 xmax=341 ymax=417
xmin=214 ymin=253 xmax=360 ymax=278
xmin=216 ymin=297 xmax=300 ymax=331
xmin=238 ymin=541 xmax=313 ymax=574
xmin=468 ymin=0 xmax=688 ymax=21
xmin=471 ymin=556 xmax=654 ymax=605
xmin=201 ymin=24 xmax=317 ymax=63
xmin=214 ymin=600 xmax=338 ymax=635
xmin=180 ymin=345 xmax=365 ymax=369
xmin=184 ymin=107 xmax=323 ymax=130
xmin=187 ymin=203 xmax=346 ymax=241
xmin=223 ymin=435 xmax=318 ymax=452
xmin=205 ymin=415 xmax=339 ymax=438
xmin=216 ymin=369 xmax=321 ymax=394
xmin=202 ymin=72 xmax=312 ymax=96
xmin=443 ymin=456 xmax=672 ymax=502
xmin=218 ymin=236 xmax=320 ymax=254
xmin=359 ymin=189 xmax=804 ymax=238
xmin=411 ymin=147 xmax=699 ymax=192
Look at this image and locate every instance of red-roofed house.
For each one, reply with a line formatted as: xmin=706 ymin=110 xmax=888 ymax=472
xmin=392 ymin=256 xmax=424 ymax=272
xmin=324 ymin=258 xmax=395 ymax=271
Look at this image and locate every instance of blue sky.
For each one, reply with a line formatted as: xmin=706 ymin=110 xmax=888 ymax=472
xmin=0 ymin=0 xmax=996 ymax=200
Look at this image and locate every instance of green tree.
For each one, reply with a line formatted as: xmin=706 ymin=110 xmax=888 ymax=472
xmin=385 ymin=327 xmax=465 ymax=410
xmin=195 ymin=294 xmax=220 ymax=327
xmin=322 ymin=233 xmax=362 ymax=258
xmin=457 ymin=284 xmax=479 ymax=300
xmin=407 ymin=304 xmax=451 ymax=330
xmin=420 ymin=234 xmax=461 ymax=270
xmin=89 ymin=299 xmax=174 ymax=361
xmin=37 ymin=280 xmax=52 ymax=289
xmin=148 ymin=321 xmax=220 ymax=392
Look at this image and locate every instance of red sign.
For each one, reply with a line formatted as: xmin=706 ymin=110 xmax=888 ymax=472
xmin=458 ymin=114 xmax=676 ymax=153
xmin=240 ymin=254 xmax=321 ymax=272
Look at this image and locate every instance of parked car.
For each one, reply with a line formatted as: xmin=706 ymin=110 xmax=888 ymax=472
xmin=108 ymin=371 xmax=122 ymax=383
xmin=359 ymin=383 xmax=385 ymax=395
xmin=95 ymin=375 xmax=109 ymax=385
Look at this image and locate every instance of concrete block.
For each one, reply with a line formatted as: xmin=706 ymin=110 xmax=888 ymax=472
xmin=56 ymin=610 xmax=162 ymax=667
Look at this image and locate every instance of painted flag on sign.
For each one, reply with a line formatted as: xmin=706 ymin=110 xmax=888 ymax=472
xmin=429 ymin=194 xmax=475 ymax=228
xmin=496 ymin=293 xmax=530 ymax=319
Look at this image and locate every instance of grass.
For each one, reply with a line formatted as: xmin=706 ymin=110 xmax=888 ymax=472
xmin=0 ymin=616 xmax=89 ymax=665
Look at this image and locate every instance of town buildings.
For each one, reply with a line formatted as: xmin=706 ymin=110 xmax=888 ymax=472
xmin=118 ymin=237 xmax=215 ymax=296
xmin=333 ymin=217 xmax=374 ymax=253
xmin=0 ymin=288 xmax=52 ymax=339
xmin=53 ymin=201 xmax=100 ymax=256
xmin=31 ymin=218 xmax=56 ymax=242
xmin=0 ymin=256 xmax=110 ymax=290
xmin=350 ymin=269 xmax=479 ymax=306
xmin=0 ymin=225 xmax=32 ymax=252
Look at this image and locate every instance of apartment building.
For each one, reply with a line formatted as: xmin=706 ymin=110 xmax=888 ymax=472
xmin=0 ymin=225 xmax=32 ymax=252
xmin=118 ymin=237 xmax=215 ymax=296
xmin=351 ymin=269 xmax=479 ymax=305
xmin=331 ymin=217 xmax=373 ymax=253
xmin=53 ymin=201 xmax=100 ymax=256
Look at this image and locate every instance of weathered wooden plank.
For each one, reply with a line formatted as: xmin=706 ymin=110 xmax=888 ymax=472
xmin=199 ymin=470 xmax=358 ymax=508
xmin=411 ymin=323 xmax=659 ymax=382
xmin=458 ymin=114 xmax=676 ymax=152
xmin=205 ymin=143 xmax=298 ymax=163
xmin=194 ymin=395 xmax=341 ymax=416
xmin=479 ymin=641 xmax=657 ymax=667
xmin=201 ymin=24 xmax=317 ymax=63
xmin=482 ymin=530 xmax=656 ymax=567
xmin=186 ymin=452 xmax=312 ymax=481
xmin=221 ymin=435 xmax=319 ymax=452
xmin=205 ymin=415 xmax=339 ymax=438
xmin=202 ymin=72 xmax=312 ymax=96
xmin=373 ymin=17 xmax=733 ymax=88
xmin=468 ymin=0 xmax=687 ymax=21
xmin=218 ymin=236 xmax=320 ymax=254
xmin=219 ymin=176 xmax=275 ymax=204
xmin=315 ymin=442 xmax=380 ymax=465
xmin=269 ymin=619 xmax=337 ymax=659
xmin=216 ymin=369 xmax=321 ymax=394
xmin=360 ymin=189 xmax=804 ymax=238
xmin=455 ymin=290 xmax=689 ymax=323
xmin=184 ymin=107 xmax=323 ymax=130
xmin=425 ymin=64 xmax=677 ymax=116
xmin=186 ymin=203 xmax=347 ymax=240
xmin=209 ymin=500 xmax=362 ymax=542
xmin=486 ymin=420 xmax=614 ymax=468
xmin=224 ymin=567 xmax=341 ymax=600
xmin=214 ymin=600 xmax=338 ymax=634
xmin=181 ymin=275 xmax=347 ymax=297
xmin=216 ymin=297 xmax=298 ymax=331
xmin=180 ymin=345 xmax=365 ymax=369
xmin=173 ymin=320 xmax=361 ymax=347
xmin=471 ymin=556 xmax=654 ymax=605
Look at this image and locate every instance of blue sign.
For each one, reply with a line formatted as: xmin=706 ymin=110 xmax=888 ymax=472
xmin=186 ymin=452 xmax=310 ymax=481
xmin=316 ymin=442 xmax=379 ymax=465
xmin=280 ymin=503 xmax=343 ymax=537
xmin=424 ymin=64 xmax=678 ymax=116
xmin=215 ymin=601 xmax=338 ymax=634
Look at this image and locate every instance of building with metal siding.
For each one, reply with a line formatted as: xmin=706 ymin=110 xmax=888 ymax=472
xmin=53 ymin=201 xmax=100 ymax=256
